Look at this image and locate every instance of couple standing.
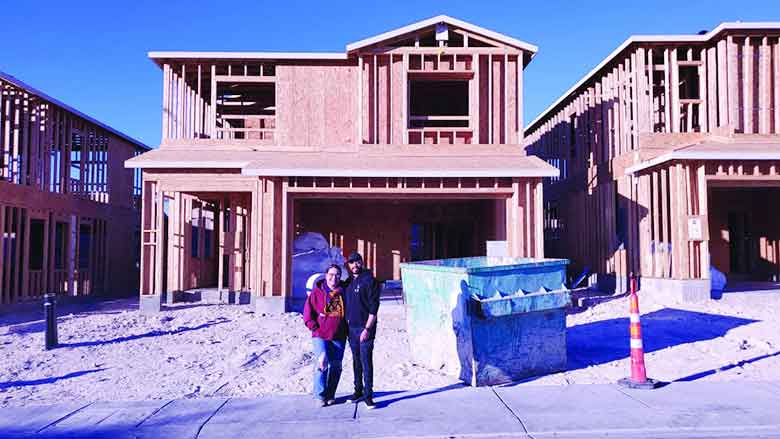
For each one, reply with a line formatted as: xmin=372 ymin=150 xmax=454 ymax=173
xmin=302 ymin=251 xmax=380 ymax=408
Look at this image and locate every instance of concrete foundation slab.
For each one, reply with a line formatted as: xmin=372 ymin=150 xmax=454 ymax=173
xmin=251 ymin=296 xmax=288 ymax=314
xmin=138 ymin=295 xmax=162 ymax=314
xmin=641 ymin=277 xmax=712 ymax=302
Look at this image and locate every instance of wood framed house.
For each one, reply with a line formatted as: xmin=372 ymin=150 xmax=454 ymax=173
xmin=0 ymin=71 xmax=148 ymax=305
xmin=525 ymin=23 xmax=780 ymax=301
xmin=125 ymin=15 xmax=558 ymax=312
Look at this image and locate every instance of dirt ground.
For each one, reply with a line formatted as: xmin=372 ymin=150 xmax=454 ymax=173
xmin=1 ymin=286 xmax=778 ymax=407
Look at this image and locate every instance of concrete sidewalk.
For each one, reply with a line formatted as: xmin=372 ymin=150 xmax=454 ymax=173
xmin=2 ymin=380 xmax=780 ymax=438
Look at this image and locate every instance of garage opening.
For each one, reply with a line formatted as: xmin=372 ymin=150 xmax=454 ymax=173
xmin=295 ymin=198 xmax=501 ymax=282
xmin=708 ymin=187 xmax=780 ymax=283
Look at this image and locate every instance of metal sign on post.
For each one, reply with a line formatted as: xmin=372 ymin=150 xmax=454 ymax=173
xmin=687 ymin=215 xmax=707 ymax=241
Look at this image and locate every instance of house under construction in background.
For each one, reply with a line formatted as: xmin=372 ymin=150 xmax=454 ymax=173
xmin=125 ymin=16 xmax=558 ymax=312
xmin=525 ymin=23 xmax=780 ymax=301
xmin=0 ymin=71 xmax=148 ymax=306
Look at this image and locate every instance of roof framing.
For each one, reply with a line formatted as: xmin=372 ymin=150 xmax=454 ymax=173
xmin=148 ymin=51 xmax=348 ymax=67
xmin=525 ymin=22 xmax=780 ymax=134
xmin=625 ymin=142 xmax=780 ymax=175
xmin=346 ymin=15 xmax=538 ymax=54
xmin=148 ymin=15 xmax=539 ymax=67
xmin=0 ymin=70 xmax=150 ymax=150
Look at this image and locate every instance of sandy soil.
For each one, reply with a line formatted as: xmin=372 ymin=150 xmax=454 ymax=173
xmin=1 ymin=288 xmax=778 ymax=407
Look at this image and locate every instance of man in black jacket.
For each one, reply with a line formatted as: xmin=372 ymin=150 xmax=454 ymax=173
xmin=343 ymin=251 xmax=380 ymax=408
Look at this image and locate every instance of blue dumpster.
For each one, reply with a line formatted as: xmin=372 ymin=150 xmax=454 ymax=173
xmin=400 ymin=256 xmax=570 ymax=386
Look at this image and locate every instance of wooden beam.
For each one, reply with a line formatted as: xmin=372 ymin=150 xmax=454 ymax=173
xmin=630 ymin=50 xmax=640 ymax=146
xmin=743 ymin=37 xmax=754 ymax=133
xmin=402 ymin=54 xmax=408 ymax=144
xmin=210 ymin=65 xmax=217 ymax=138
xmin=698 ymin=48 xmax=707 ymax=131
xmin=534 ymin=180 xmax=544 ymax=257
xmin=488 ymin=54 xmax=493 ymax=144
xmin=154 ymin=183 xmax=164 ymax=296
xmin=281 ymin=179 xmax=292 ymax=298
xmin=374 ymin=55 xmax=379 ymax=144
xmin=474 ymin=54 xmax=480 ymax=143
xmin=517 ymin=55 xmax=523 ymax=144
xmin=670 ymin=48 xmax=680 ymax=132
xmin=663 ymin=49 xmax=671 ymax=133
xmin=697 ymin=163 xmax=709 ymax=279
xmin=358 ymin=56 xmax=364 ymax=144
xmin=759 ymin=37 xmax=770 ymax=134
xmin=775 ymin=38 xmax=780 ymax=133
xmin=728 ymin=36 xmax=739 ymax=133
xmin=0 ymin=205 xmax=5 ymax=303
xmin=368 ymin=47 xmax=523 ymax=55
xmin=217 ymin=197 xmax=225 ymax=292
xmin=504 ymin=54 xmax=508 ymax=144
xmin=213 ymin=75 xmax=276 ymax=83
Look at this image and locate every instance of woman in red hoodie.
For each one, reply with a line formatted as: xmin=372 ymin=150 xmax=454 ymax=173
xmin=303 ymin=264 xmax=347 ymax=407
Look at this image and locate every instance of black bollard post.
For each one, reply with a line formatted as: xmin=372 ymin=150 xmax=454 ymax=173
xmin=44 ymin=293 xmax=58 ymax=350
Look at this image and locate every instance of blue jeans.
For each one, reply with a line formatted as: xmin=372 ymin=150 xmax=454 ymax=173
xmin=311 ymin=337 xmax=345 ymax=400
xmin=348 ymin=327 xmax=375 ymax=398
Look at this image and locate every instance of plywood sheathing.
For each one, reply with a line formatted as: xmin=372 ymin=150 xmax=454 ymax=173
xmin=155 ymin=53 xmax=529 ymax=147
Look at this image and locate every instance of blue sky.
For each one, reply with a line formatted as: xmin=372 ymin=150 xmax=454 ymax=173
xmin=2 ymin=0 xmax=778 ymax=147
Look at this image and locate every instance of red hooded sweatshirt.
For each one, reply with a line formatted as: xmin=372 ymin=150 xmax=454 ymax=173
xmin=302 ymin=280 xmax=347 ymax=341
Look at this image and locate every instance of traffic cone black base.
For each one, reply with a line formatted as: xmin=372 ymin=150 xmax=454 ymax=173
xmin=618 ymin=377 xmax=662 ymax=390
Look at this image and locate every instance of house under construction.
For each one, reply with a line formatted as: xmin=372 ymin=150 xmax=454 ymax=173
xmin=125 ymin=16 xmax=558 ymax=312
xmin=0 ymin=72 xmax=149 ymax=306
xmin=525 ymin=23 xmax=780 ymax=300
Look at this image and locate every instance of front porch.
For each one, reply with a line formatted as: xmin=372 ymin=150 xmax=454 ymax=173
xmin=137 ymin=172 xmax=548 ymax=313
xmin=626 ymin=141 xmax=780 ymax=301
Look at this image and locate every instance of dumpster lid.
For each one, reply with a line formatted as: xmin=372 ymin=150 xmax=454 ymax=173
xmin=400 ymin=256 xmax=569 ymax=274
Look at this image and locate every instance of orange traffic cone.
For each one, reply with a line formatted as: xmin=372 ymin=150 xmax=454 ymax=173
xmin=618 ymin=274 xmax=660 ymax=389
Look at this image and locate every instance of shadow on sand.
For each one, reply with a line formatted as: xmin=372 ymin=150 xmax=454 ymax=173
xmin=61 ymin=318 xmax=231 ymax=348
xmin=566 ymin=308 xmax=758 ymax=371
xmin=0 ymin=368 xmax=107 ymax=390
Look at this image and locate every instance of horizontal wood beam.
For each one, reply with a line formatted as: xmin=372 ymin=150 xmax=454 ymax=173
xmin=214 ymin=75 xmax=276 ymax=83
xmin=287 ymin=187 xmax=515 ymax=196
xmin=368 ymin=47 xmax=520 ymax=55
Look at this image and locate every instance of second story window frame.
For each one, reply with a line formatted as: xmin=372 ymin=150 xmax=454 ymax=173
xmin=408 ymin=79 xmax=470 ymax=130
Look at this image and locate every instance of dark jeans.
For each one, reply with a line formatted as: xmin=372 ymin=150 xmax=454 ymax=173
xmin=348 ymin=327 xmax=374 ymax=398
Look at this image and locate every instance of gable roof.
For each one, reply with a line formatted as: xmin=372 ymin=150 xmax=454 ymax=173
xmin=148 ymin=16 xmax=539 ymax=67
xmin=346 ymin=15 xmax=538 ymax=55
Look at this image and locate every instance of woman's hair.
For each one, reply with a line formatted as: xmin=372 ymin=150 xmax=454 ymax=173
xmin=326 ymin=264 xmax=342 ymax=277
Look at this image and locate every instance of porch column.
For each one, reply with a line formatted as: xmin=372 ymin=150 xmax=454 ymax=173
xmin=217 ymin=197 xmax=225 ymax=293
xmin=139 ymin=179 xmax=162 ymax=313
xmin=533 ymin=179 xmax=545 ymax=258
xmin=696 ymin=163 xmax=710 ymax=281
xmin=171 ymin=191 xmax=185 ymax=293
xmin=254 ymin=177 xmax=286 ymax=313
xmin=250 ymin=180 xmax=262 ymax=297
xmin=507 ymin=179 xmax=523 ymax=258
